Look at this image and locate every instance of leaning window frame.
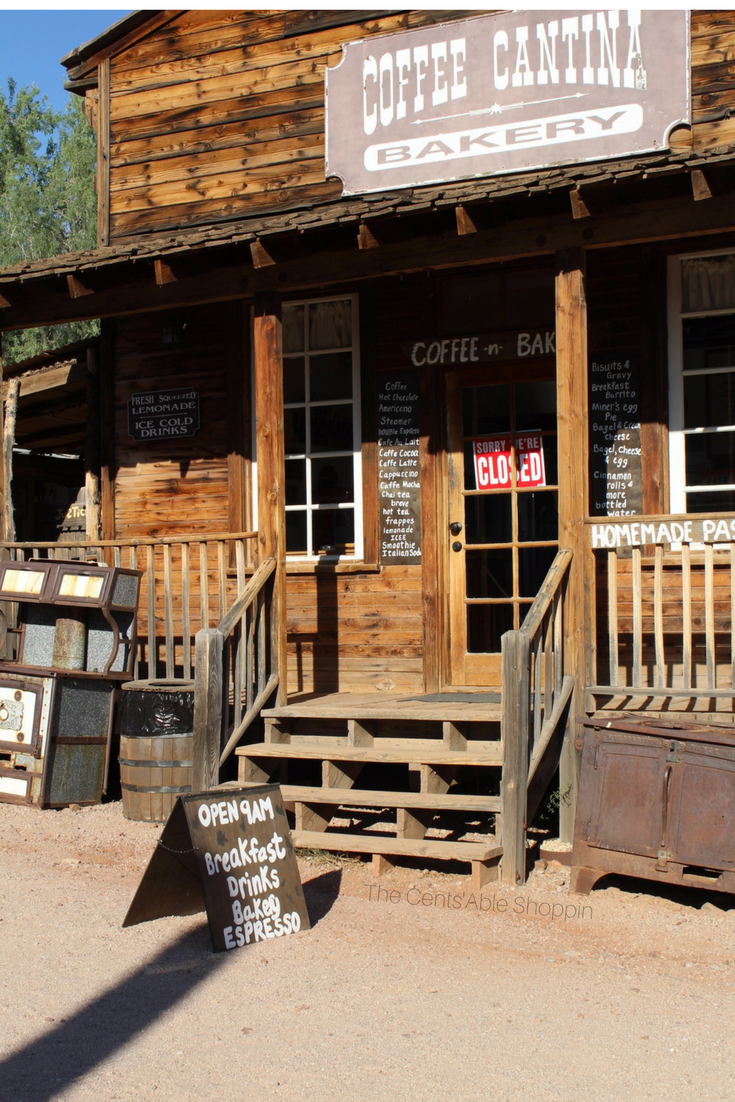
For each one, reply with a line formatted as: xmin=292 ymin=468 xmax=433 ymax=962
xmin=667 ymin=247 xmax=735 ymax=516
xmin=251 ymin=293 xmax=363 ymax=562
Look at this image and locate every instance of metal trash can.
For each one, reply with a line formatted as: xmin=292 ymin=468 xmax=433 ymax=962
xmin=118 ymin=679 xmax=195 ymax=823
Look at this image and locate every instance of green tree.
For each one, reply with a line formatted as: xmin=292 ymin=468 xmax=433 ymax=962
xmin=0 ymin=79 xmax=98 ymax=365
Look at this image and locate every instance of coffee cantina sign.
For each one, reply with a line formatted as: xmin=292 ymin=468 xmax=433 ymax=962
xmin=325 ymin=10 xmax=689 ymax=194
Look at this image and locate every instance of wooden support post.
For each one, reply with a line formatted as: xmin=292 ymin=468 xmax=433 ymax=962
xmin=99 ymin=320 xmax=115 ymax=540
xmin=85 ymin=346 xmax=101 ymax=541
xmin=500 ymin=630 xmax=531 ymax=885
xmin=97 ymin=58 xmax=110 ymax=247
xmin=253 ymin=292 xmax=287 ymax=706
xmin=192 ymin=627 xmax=224 ymax=791
xmin=2 ymin=377 xmax=19 ymax=541
xmin=555 ymin=249 xmax=591 ymax=843
xmin=348 ymin=718 xmax=374 ymax=746
xmin=372 ymin=854 xmax=394 ymax=876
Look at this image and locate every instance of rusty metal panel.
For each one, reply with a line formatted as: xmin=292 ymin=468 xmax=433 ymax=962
xmin=326 ymin=10 xmax=690 ymax=196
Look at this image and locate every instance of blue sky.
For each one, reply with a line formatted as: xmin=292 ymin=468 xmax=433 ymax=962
xmin=0 ymin=10 xmax=131 ymax=113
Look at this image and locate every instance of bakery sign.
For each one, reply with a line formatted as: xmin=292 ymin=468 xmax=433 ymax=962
xmin=325 ymin=10 xmax=690 ymax=195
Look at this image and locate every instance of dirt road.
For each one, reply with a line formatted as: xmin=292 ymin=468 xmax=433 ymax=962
xmin=1 ymin=800 xmax=734 ymax=1102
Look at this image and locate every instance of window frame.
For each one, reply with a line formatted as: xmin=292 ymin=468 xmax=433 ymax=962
xmin=251 ymin=293 xmax=363 ymax=562
xmin=667 ymin=248 xmax=735 ymax=515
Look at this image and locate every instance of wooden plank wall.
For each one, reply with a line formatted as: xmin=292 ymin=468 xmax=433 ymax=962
xmin=106 ymin=9 xmax=483 ymax=241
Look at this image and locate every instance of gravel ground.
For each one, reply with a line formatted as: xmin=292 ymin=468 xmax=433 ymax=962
xmin=2 ymin=799 xmax=735 ymax=1102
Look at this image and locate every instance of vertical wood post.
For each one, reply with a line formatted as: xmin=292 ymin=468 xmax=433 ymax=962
xmin=85 ymin=346 xmax=102 ymax=541
xmin=0 ymin=347 xmax=4 ymax=540
xmin=2 ymin=377 xmax=19 ymax=542
xmin=555 ymin=249 xmax=592 ymax=842
xmin=192 ymin=627 xmax=224 ymax=791
xmin=500 ymin=629 xmax=531 ymax=884
xmin=96 ymin=59 xmax=110 ymax=247
xmin=253 ymin=292 xmax=287 ymax=706
xmin=99 ymin=320 xmax=115 ymax=541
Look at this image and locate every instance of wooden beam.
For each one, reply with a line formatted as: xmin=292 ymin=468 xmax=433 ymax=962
xmin=153 ymin=258 xmax=177 ymax=285
xmin=0 ymin=293 xmax=10 ymax=309
xmin=99 ymin=319 xmax=115 ymax=540
xmin=455 ymin=205 xmax=478 ymax=235
xmin=500 ymin=630 xmax=530 ymax=884
xmin=691 ymin=168 xmax=713 ymax=201
xmin=96 ymin=58 xmax=110 ymax=248
xmin=250 ymin=238 xmax=276 ymax=268
xmin=555 ymin=249 xmax=591 ymax=844
xmin=253 ymin=292 xmax=287 ymax=706
xmin=569 ymin=187 xmax=591 ymax=219
xmin=85 ymin=346 xmax=101 ymax=541
xmin=2 ymin=378 xmax=19 ymax=541
xmin=357 ymin=222 xmax=379 ymax=249
xmin=67 ymin=274 xmax=94 ymax=299
xmin=1 ymin=360 xmax=85 ymax=400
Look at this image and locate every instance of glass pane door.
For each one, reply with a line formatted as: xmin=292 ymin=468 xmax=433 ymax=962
xmin=447 ymin=368 xmax=558 ymax=685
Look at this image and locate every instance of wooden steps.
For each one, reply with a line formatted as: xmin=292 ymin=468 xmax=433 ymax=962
xmin=236 ymin=691 xmax=504 ymax=876
xmin=238 ymin=783 xmax=501 ymax=813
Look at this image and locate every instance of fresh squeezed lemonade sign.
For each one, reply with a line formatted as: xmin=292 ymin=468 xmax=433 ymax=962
xmin=473 ymin=436 xmax=546 ymax=489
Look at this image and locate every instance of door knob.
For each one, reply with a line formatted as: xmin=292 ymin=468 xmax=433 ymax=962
xmin=449 ymin=522 xmax=463 ymax=535
xmin=452 ymin=541 xmax=463 ymax=553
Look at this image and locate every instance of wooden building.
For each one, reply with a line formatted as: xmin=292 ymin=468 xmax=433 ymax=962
xmin=2 ymin=9 xmax=735 ymax=883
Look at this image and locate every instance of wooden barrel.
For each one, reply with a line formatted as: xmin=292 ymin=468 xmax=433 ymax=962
xmin=118 ymin=680 xmax=195 ymax=823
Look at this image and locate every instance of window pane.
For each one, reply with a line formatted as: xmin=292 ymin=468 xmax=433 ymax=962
xmin=467 ymin=603 xmax=514 ymax=653
xmin=286 ymin=511 xmax=307 ymax=553
xmin=683 ymin=315 xmax=735 ymax=372
xmin=517 ymin=491 xmax=558 ymax=542
xmin=518 ymin=546 xmax=557 ymax=597
xmin=310 ymin=404 xmax=353 ymax=452
xmin=684 ymin=371 xmax=735 ymax=429
xmin=685 ymin=431 xmax=735 ymax=487
xmin=285 ymin=459 xmax=306 ymax=505
xmin=542 ymin=435 xmax=558 ymax=486
xmin=313 ymin=507 xmax=355 ymax=554
xmin=310 ymin=352 xmax=352 ymax=402
xmin=462 ymin=384 xmax=510 ymax=437
xmin=466 ymin=549 xmax=513 ymax=599
xmin=505 ymin=268 xmax=555 ymax=329
xmin=682 ymin=256 xmax=735 ymax=313
xmin=283 ymin=357 xmax=305 ymax=404
xmin=284 ymin=408 xmax=306 ymax=455
xmin=311 ymin=456 xmax=354 ymax=504
xmin=283 ymin=305 xmax=304 ymax=353
xmin=515 ymin=380 xmax=556 ymax=431
xmin=687 ymin=489 xmax=735 ymax=512
xmin=439 ymin=272 xmax=502 ymax=335
xmin=309 ymin=300 xmax=351 ymax=349
xmin=465 ymin=494 xmax=512 ymax=544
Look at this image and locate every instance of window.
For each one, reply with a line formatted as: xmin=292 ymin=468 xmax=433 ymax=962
xmin=280 ymin=295 xmax=362 ymax=558
xmin=669 ymin=252 xmax=735 ymax=513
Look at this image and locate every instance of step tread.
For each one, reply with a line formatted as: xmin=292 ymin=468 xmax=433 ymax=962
xmin=236 ymin=741 xmax=503 ymax=766
xmin=240 ymin=783 xmax=500 ymax=812
xmin=292 ymin=829 xmax=503 ymax=862
xmin=262 ymin=692 xmax=501 ymax=722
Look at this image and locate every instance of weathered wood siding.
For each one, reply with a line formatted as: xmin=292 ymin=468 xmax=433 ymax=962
xmin=112 ymin=304 xmax=231 ymax=538
xmin=106 ymin=9 xmax=481 ymax=241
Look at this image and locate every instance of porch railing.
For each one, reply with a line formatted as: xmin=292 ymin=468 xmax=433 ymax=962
xmin=588 ymin=514 xmax=735 ymax=704
xmin=0 ymin=532 xmax=256 ymax=680
xmin=192 ymin=556 xmax=280 ymax=790
xmin=500 ymin=548 xmax=574 ymax=885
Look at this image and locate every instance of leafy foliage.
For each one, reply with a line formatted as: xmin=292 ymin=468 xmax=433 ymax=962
xmin=0 ymin=80 xmax=98 ymax=365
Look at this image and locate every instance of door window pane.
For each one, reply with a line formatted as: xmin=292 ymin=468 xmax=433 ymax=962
xmin=467 ymin=603 xmax=514 ymax=653
xmin=515 ymin=380 xmax=556 ymax=431
xmin=518 ymin=546 xmax=557 ymax=597
xmin=462 ymin=384 xmax=510 ymax=436
xmin=466 ymin=549 xmax=513 ymax=599
xmin=465 ymin=494 xmax=512 ymax=544
xmin=517 ymin=491 xmax=558 ymax=542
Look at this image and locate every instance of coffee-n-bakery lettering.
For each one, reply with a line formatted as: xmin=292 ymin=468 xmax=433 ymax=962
xmin=326 ymin=11 xmax=689 ymax=195
xmin=589 ymin=352 xmax=642 ymax=516
xmin=378 ymin=372 xmax=421 ymax=563
xmin=403 ymin=330 xmax=555 ymax=367
xmin=128 ymin=388 xmax=200 ymax=441
xmin=123 ymin=784 xmax=310 ymax=953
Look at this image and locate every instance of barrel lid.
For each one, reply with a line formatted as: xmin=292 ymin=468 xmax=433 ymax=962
xmin=121 ymin=679 xmax=195 ymax=692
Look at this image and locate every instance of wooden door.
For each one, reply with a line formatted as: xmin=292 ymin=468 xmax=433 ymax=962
xmin=445 ymin=362 xmax=558 ymax=686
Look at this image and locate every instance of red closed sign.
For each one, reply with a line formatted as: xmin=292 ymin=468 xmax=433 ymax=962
xmin=473 ymin=436 xmax=546 ymax=490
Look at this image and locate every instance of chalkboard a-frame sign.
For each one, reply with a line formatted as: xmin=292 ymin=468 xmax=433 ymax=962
xmin=123 ymin=785 xmax=311 ymax=953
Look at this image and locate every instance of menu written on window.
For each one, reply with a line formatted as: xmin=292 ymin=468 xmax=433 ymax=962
xmin=377 ymin=371 xmax=421 ymax=563
xmin=589 ymin=352 xmax=643 ymax=517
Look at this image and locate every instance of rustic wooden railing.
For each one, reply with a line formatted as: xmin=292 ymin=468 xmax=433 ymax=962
xmin=500 ymin=548 xmax=574 ymax=885
xmin=192 ymin=555 xmax=279 ymax=791
xmin=588 ymin=514 xmax=735 ymax=703
xmin=0 ymin=532 xmax=256 ymax=679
